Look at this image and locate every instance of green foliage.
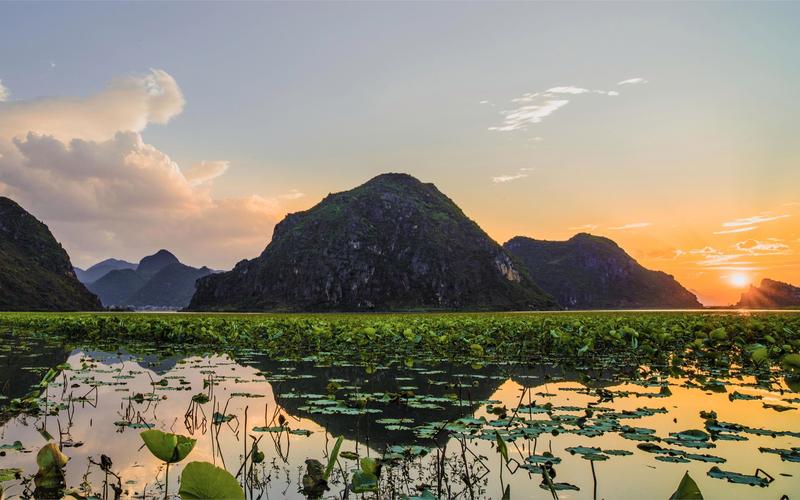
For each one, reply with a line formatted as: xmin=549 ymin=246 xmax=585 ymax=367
xmin=178 ymin=461 xmax=244 ymax=500
xmin=350 ymin=457 xmax=380 ymax=493
xmin=323 ymin=435 xmax=343 ymax=481
xmin=139 ymin=429 xmax=196 ymax=463
xmin=1 ymin=311 xmax=799 ymax=372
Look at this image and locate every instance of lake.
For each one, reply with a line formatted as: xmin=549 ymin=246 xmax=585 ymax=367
xmin=0 ymin=325 xmax=797 ymax=499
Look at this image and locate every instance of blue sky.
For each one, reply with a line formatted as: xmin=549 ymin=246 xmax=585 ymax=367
xmin=1 ymin=2 xmax=798 ymax=304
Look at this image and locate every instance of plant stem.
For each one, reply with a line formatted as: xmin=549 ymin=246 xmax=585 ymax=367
xmin=164 ymin=462 xmax=169 ymax=500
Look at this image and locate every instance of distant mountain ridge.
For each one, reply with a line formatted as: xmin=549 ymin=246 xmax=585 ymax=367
xmin=85 ymin=250 xmax=214 ymax=309
xmin=74 ymin=258 xmax=136 ymax=284
xmin=189 ymin=173 xmax=556 ymax=311
xmin=736 ymin=279 xmax=800 ymax=309
xmin=504 ymin=233 xmax=702 ymax=309
xmin=0 ymin=197 xmax=101 ymax=311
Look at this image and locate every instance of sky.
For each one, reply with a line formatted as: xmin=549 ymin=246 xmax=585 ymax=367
xmin=0 ymin=2 xmax=798 ymax=306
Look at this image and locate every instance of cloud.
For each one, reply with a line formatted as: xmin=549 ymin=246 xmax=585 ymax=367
xmin=489 ymin=99 xmax=569 ymax=132
xmin=675 ymin=246 xmax=719 ymax=257
xmin=0 ymin=79 xmax=8 ymax=102
xmin=0 ymin=70 xmax=289 ymax=269
xmin=488 ymin=80 xmax=631 ymax=132
xmin=492 ymin=172 xmax=529 ymax=184
xmin=734 ymin=239 xmax=790 ymax=255
xmin=184 ymin=160 xmax=230 ymax=186
xmin=714 ymin=226 xmax=756 ymax=235
xmin=617 ymin=77 xmax=648 ymax=85
xmin=722 ymin=214 xmax=790 ymax=227
xmin=546 ymin=86 xmax=589 ymax=95
xmin=0 ymin=70 xmax=185 ymax=144
xmin=609 ymin=222 xmax=652 ymax=230
xmin=279 ymin=189 xmax=305 ymax=200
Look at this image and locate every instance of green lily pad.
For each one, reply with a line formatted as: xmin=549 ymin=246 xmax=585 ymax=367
xmin=178 ymin=461 xmax=244 ymax=500
xmin=140 ymin=429 xmax=196 ymax=463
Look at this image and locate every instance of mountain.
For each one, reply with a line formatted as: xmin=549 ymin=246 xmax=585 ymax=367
xmin=74 ymin=258 xmax=136 ymax=284
xmin=189 ymin=173 xmax=555 ymax=311
xmin=503 ymin=233 xmax=702 ymax=309
xmin=127 ymin=263 xmax=214 ymax=308
xmin=136 ymin=249 xmax=180 ymax=280
xmin=736 ymin=279 xmax=800 ymax=309
xmin=86 ymin=269 xmax=146 ymax=307
xmin=86 ymin=250 xmax=213 ymax=309
xmin=0 ymin=197 xmax=101 ymax=311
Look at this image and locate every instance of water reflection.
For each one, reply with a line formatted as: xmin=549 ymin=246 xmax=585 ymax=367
xmin=0 ymin=346 xmax=797 ymax=499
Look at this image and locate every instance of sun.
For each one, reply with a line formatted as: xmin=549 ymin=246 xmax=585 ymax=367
xmin=726 ymin=273 xmax=751 ymax=288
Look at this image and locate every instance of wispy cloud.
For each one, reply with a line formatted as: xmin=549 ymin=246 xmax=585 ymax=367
xmin=570 ymin=224 xmax=598 ymax=231
xmin=492 ymin=172 xmax=529 ymax=184
xmin=488 ymin=80 xmax=630 ymax=132
xmin=0 ymin=79 xmax=8 ymax=102
xmin=617 ymin=77 xmax=648 ymax=85
xmin=734 ymin=239 xmax=790 ymax=255
xmin=489 ymin=99 xmax=569 ymax=132
xmin=609 ymin=222 xmax=652 ymax=230
xmin=714 ymin=226 xmax=757 ymax=235
xmin=546 ymin=86 xmax=589 ymax=95
xmin=722 ymin=214 xmax=790 ymax=227
xmin=279 ymin=189 xmax=305 ymax=200
xmin=675 ymin=246 xmax=719 ymax=257
xmin=184 ymin=160 xmax=230 ymax=187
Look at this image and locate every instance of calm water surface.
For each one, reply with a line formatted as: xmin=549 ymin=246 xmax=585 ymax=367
xmin=0 ymin=342 xmax=797 ymax=499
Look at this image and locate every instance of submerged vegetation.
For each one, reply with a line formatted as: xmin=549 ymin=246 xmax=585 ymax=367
xmin=0 ymin=311 xmax=798 ymax=498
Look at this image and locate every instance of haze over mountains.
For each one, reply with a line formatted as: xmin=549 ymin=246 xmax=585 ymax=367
xmin=736 ymin=279 xmax=800 ymax=309
xmin=2 ymin=174 xmax=793 ymax=312
xmin=84 ymin=250 xmax=214 ymax=310
xmin=75 ymin=259 xmax=136 ymax=284
xmin=504 ymin=234 xmax=702 ymax=309
xmin=0 ymin=197 xmax=100 ymax=311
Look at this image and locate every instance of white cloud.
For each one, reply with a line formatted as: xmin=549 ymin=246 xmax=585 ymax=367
xmin=722 ymin=214 xmax=790 ymax=227
xmin=546 ymin=86 xmax=589 ymax=95
xmin=488 ymin=80 xmax=632 ymax=133
xmin=184 ymin=160 xmax=230 ymax=186
xmin=0 ymin=79 xmax=8 ymax=102
xmin=489 ymin=99 xmax=569 ymax=132
xmin=492 ymin=172 xmax=529 ymax=184
xmin=617 ymin=77 xmax=648 ymax=85
xmin=0 ymin=70 xmax=289 ymax=269
xmin=609 ymin=222 xmax=652 ymax=230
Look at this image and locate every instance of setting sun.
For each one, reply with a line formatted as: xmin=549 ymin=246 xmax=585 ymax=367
xmin=727 ymin=273 xmax=751 ymax=288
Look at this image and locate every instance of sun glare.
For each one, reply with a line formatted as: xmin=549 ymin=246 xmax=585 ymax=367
xmin=726 ymin=273 xmax=751 ymax=288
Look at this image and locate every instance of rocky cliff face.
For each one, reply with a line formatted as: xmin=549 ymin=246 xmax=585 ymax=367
xmin=0 ymin=197 xmax=101 ymax=311
xmin=189 ymin=173 xmax=555 ymax=311
xmin=736 ymin=279 xmax=800 ymax=309
xmin=504 ymin=233 xmax=702 ymax=309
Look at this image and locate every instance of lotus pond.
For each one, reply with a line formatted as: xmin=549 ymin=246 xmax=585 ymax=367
xmin=0 ymin=311 xmax=799 ymax=499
